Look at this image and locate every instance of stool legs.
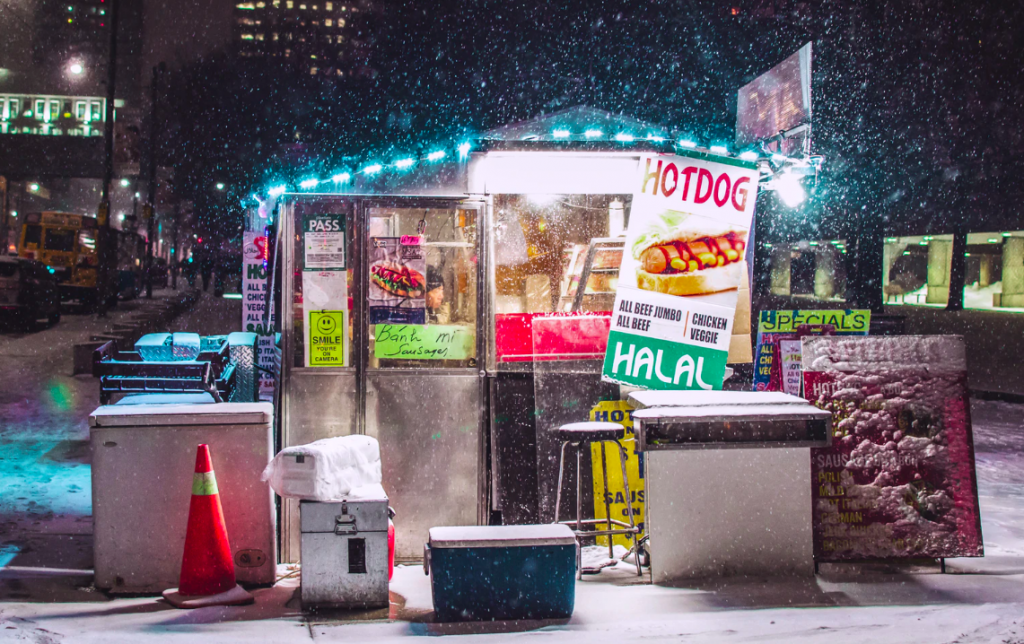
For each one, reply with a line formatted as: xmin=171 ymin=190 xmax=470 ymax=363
xmin=553 ymin=436 xmax=643 ymax=579
xmin=612 ymin=440 xmax=643 ymax=577
xmin=599 ymin=442 xmax=614 ymax=560
xmin=554 ymin=441 xmax=571 ymax=524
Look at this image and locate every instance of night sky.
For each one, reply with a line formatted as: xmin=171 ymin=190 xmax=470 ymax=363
xmin=0 ymin=0 xmax=232 ymax=75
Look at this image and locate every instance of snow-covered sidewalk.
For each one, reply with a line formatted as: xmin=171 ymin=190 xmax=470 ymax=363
xmin=2 ymin=381 xmax=1023 ymax=641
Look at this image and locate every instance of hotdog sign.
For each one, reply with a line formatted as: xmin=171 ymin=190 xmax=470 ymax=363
xmin=602 ymin=152 xmax=759 ymax=390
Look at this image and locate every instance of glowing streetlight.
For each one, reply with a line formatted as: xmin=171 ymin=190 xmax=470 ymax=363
xmin=216 ymin=182 xmax=225 ymax=190
xmin=68 ymin=62 xmax=84 ymax=76
xmin=29 ymin=183 xmax=40 ymax=192
xmin=120 ymin=178 xmax=130 ymax=187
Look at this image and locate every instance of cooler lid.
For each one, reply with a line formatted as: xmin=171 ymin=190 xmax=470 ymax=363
xmin=89 ymin=402 xmax=273 ymax=427
xmin=628 ymin=390 xmax=806 ymax=409
xmin=428 ymin=524 xmax=576 ymax=548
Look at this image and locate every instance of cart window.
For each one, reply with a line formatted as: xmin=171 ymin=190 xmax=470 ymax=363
xmin=23 ymin=225 xmax=42 ymax=246
xmin=492 ymin=194 xmax=630 ymax=315
xmin=44 ymin=228 xmax=77 ymax=252
xmin=293 ymin=205 xmax=355 ymax=368
xmin=367 ymin=206 xmax=478 ymax=368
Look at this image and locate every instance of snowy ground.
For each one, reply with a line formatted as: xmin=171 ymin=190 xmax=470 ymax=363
xmin=2 ymin=299 xmax=1024 ymax=641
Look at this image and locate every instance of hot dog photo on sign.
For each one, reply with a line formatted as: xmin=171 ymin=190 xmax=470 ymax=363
xmin=368 ymin=236 xmax=427 ymax=324
xmin=618 ymin=154 xmax=758 ymax=308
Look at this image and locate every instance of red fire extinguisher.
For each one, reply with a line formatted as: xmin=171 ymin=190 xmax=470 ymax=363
xmin=388 ymin=507 xmax=396 ymax=581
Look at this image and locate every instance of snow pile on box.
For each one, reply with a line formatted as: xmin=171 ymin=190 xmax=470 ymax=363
xmin=262 ymin=435 xmax=382 ymax=501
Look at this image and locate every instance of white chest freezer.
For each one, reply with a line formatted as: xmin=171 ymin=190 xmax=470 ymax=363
xmin=89 ymin=402 xmax=276 ymax=593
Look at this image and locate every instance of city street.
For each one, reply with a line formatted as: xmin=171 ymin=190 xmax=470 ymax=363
xmin=1 ymin=290 xmax=1023 ymax=642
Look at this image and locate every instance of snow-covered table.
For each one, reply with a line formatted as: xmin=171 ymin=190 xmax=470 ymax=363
xmin=628 ymin=391 xmax=831 ymax=583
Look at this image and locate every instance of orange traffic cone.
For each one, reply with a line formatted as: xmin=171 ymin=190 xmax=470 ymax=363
xmin=162 ymin=444 xmax=254 ymax=608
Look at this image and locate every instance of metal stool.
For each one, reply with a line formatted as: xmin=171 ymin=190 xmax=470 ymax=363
xmin=553 ymin=421 xmax=642 ymax=578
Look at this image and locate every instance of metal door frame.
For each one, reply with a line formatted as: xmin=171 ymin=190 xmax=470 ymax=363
xmin=357 ymin=196 xmax=491 ymax=525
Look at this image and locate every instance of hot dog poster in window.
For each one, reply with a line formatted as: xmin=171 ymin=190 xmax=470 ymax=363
xmin=602 ymin=152 xmax=759 ymax=390
xmin=368 ymin=236 xmax=427 ymax=324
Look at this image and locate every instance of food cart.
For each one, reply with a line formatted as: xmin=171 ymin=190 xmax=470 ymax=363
xmin=266 ymin=107 xmax=759 ymax=560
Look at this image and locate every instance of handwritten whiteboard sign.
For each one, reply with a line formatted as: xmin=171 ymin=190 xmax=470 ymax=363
xmin=374 ymin=324 xmax=475 ymax=360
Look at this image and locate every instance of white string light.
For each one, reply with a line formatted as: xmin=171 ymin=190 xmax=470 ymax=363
xmin=258 ymin=131 xmax=816 ymax=206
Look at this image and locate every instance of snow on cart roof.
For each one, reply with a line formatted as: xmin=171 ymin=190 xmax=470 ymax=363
xmin=632 ymin=404 xmax=831 ymax=422
xmin=628 ymin=390 xmax=807 ymax=409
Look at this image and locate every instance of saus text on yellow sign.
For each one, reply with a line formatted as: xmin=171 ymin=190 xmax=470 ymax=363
xmin=309 ymin=310 xmax=347 ymax=366
xmin=590 ymin=400 xmax=645 ymax=547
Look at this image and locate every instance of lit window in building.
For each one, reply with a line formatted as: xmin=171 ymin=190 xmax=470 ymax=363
xmin=34 ymin=100 xmax=45 ymax=120
xmin=313 ymin=4 xmax=319 ymax=9
xmin=75 ymin=101 xmax=87 ymax=120
xmin=241 ymin=33 xmax=255 ymax=39
xmin=256 ymin=0 xmax=266 ymax=6
xmin=336 ymin=69 xmax=343 ymax=76
xmin=236 ymin=2 xmax=255 ymax=8
xmin=91 ymin=101 xmax=102 ymax=120
xmin=273 ymin=0 xmax=280 ymax=5
xmin=312 ymin=20 xmax=319 ymax=25
xmin=299 ymin=3 xmax=306 ymax=8
xmin=310 ymin=67 xmax=318 ymax=75
xmin=326 ymin=1 xmax=332 ymax=8
xmin=287 ymin=1 xmax=294 ymax=7
xmin=338 ymin=18 xmax=345 ymax=26
xmin=273 ymin=32 xmax=279 ymax=40
xmin=325 ymin=18 xmax=332 ymax=26
xmin=285 ymin=49 xmax=292 ymax=56
xmin=256 ymin=32 xmax=265 ymax=40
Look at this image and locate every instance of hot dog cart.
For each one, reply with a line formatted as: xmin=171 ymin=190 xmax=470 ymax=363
xmin=266 ymin=107 xmax=761 ymax=560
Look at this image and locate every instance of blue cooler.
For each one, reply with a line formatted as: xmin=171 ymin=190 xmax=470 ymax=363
xmin=424 ymin=525 xmax=576 ymax=622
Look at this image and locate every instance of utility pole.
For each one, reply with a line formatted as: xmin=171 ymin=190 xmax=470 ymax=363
xmin=170 ymin=200 xmax=180 ymax=290
xmin=97 ymin=0 xmax=120 ymax=316
xmin=144 ymin=62 xmax=165 ymax=298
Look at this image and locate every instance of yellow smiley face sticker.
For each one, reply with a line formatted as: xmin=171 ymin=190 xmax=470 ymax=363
xmin=315 ymin=311 xmax=338 ymax=335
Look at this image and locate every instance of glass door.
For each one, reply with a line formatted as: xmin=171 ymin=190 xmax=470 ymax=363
xmin=360 ymin=198 xmax=487 ymax=559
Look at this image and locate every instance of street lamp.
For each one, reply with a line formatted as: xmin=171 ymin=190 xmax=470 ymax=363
xmin=29 ymin=183 xmax=40 ymax=192
xmin=68 ymin=61 xmax=84 ymax=76
xmin=120 ymin=178 xmax=130 ymax=187
xmin=215 ymin=183 xmax=225 ymax=190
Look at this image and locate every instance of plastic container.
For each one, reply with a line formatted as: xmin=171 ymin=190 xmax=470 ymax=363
xmin=424 ymin=524 xmax=576 ymax=622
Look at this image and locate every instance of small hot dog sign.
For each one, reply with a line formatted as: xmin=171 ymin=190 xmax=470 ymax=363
xmin=602 ymin=152 xmax=759 ymax=391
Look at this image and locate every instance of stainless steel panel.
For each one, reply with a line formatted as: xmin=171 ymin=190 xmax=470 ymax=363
xmin=366 ymin=372 xmax=483 ymax=560
xmin=286 ymin=371 xmax=358 ymax=444
xmin=300 ymin=499 xmax=389 ymax=533
xmin=300 ymin=531 xmax=389 ymax=608
xmin=282 ymin=371 xmax=358 ymax=562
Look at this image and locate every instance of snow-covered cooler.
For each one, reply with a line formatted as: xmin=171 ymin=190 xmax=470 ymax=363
xmin=424 ymin=524 xmax=576 ymax=622
xmin=261 ymin=435 xmax=382 ymax=501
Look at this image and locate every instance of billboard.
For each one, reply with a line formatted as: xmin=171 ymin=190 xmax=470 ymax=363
xmin=736 ymin=43 xmax=812 ymax=154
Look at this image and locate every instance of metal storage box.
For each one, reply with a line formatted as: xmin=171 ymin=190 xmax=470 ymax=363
xmin=89 ymin=402 xmax=276 ymax=593
xmin=424 ymin=525 xmax=576 ymax=622
xmin=300 ymin=489 xmax=390 ymax=610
